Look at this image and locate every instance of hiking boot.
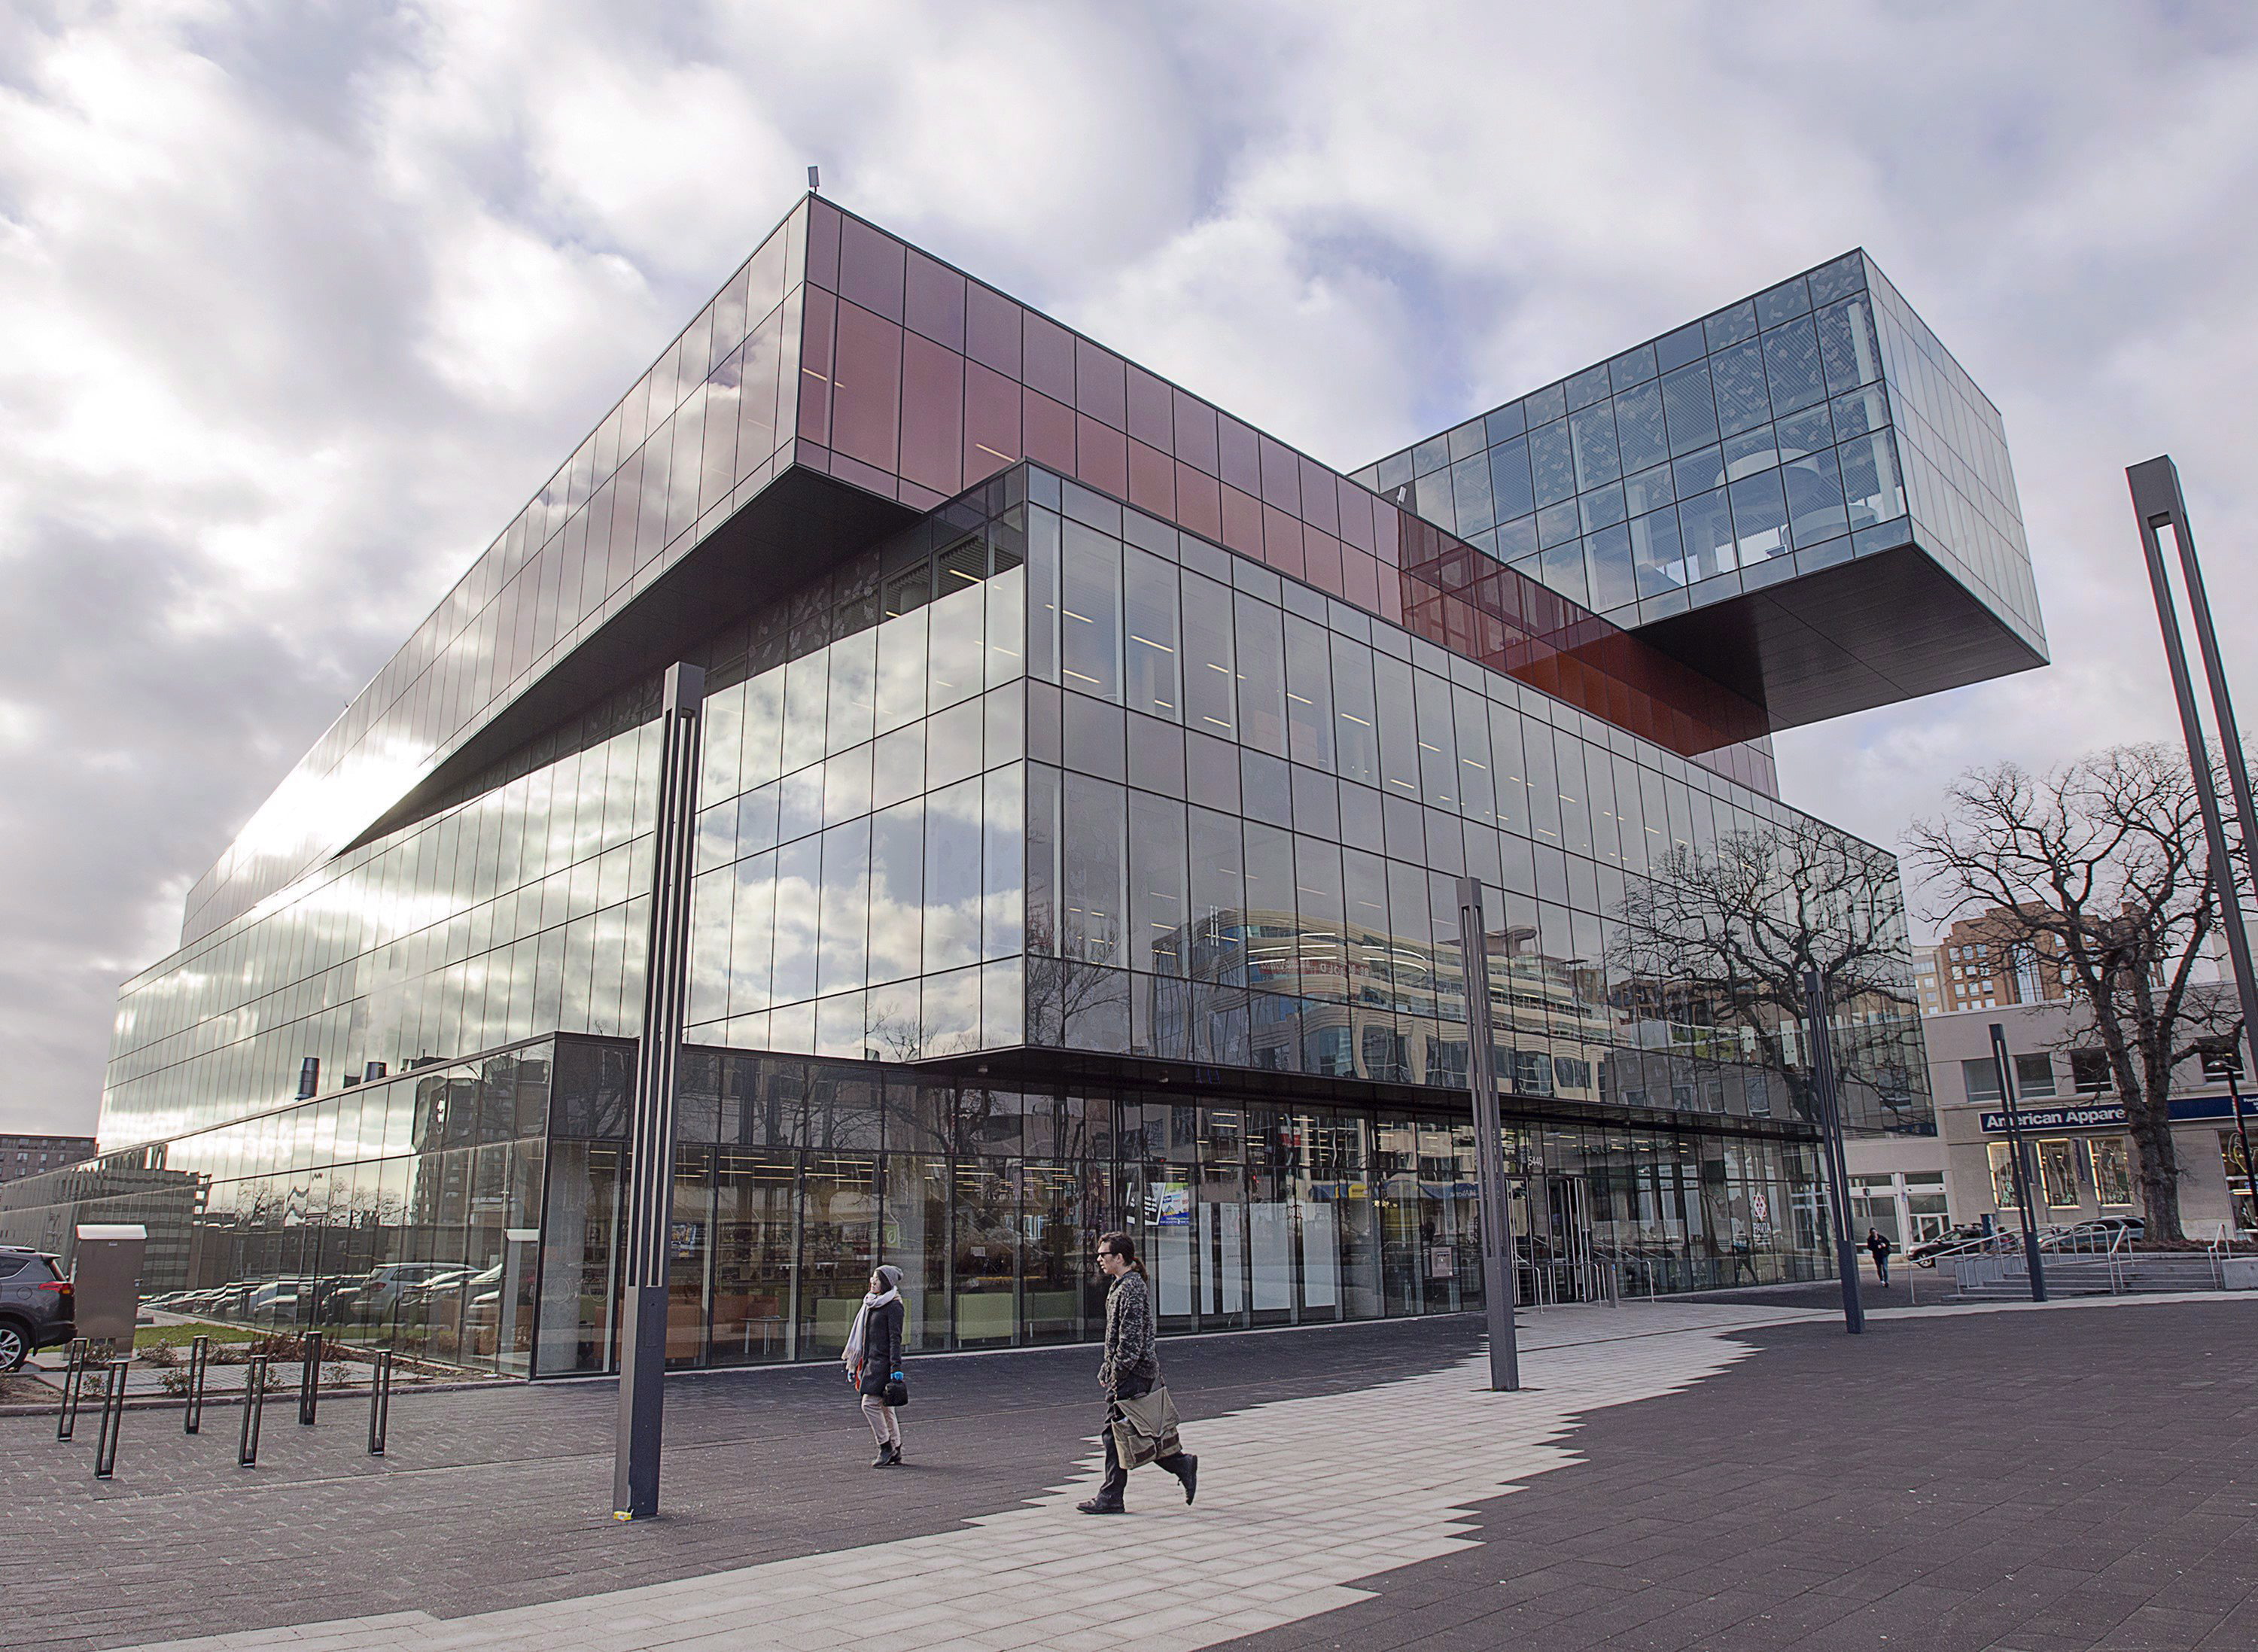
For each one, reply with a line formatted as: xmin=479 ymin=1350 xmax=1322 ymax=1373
xmin=1076 ymin=1495 xmax=1127 ymax=1514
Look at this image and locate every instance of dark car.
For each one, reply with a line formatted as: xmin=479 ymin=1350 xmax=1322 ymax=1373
xmin=0 ymin=1246 xmax=76 ymax=1372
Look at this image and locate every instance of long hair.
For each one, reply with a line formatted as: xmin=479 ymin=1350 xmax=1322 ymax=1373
xmin=1098 ymin=1229 xmax=1146 ymax=1277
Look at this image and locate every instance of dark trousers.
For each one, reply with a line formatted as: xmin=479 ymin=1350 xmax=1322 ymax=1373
xmin=1872 ymin=1252 xmax=1891 ymax=1285
xmin=1097 ymin=1374 xmax=1186 ymax=1502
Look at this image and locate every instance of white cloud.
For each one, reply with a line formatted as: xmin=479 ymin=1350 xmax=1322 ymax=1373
xmin=3 ymin=0 xmax=2256 ymax=1133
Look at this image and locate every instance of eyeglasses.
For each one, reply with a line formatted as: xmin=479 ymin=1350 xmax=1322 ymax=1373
xmin=1095 ymin=1249 xmax=1117 ymax=1259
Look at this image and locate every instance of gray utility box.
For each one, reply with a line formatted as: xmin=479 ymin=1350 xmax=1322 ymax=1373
xmin=73 ymin=1223 xmax=148 ymax=1343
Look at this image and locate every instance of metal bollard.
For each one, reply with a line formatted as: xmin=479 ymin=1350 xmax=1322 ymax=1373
xmin=93 ymin=1358 xmax=129 ymax=1480
xmin=297 ymin=1331 xmax=324 ymax=1425
xmin=239 ymin=1355 xmax=269 ymax=1467
xmin=367 ymin=1349 xmax=394 ymax=1457
xmin=56 ymin=1337 xmax=91 ymax=1441
xmin=184 ymin=1334 xmax=211 ymax=1434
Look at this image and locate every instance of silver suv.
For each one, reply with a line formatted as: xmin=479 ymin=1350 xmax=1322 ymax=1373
xmin=0 ymin=1246 xmax=75 ymax=1372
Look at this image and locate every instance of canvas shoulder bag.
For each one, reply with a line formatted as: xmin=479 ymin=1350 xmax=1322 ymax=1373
xmin=1108 ymin=1382 xmax=1182 ymax=1470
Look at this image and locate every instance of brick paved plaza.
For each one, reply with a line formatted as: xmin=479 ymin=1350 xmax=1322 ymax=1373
xmin=7 ymin=1295 xmax=2255 ymax=1652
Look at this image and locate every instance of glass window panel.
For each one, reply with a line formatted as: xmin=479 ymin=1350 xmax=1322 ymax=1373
xmin=781 ymin=653 xmax=828 ymax=774
xmin=1676 ymin=488 xmax=1736 ymax=581
xmin=1660 ymin=363 xmax=1719 ymax=457
xmin=1727 ymin=470 xmax=1791 ymax=564
xmin=1487 ymin=437 xmax=1535 ymax=523
xmin=1062 ymin=774 xmax=1127 ymax=966
xmin=923 ymin=775 xmax=984 ymax=972
xmin=1783 ymin=449 xmax=1850 ymax=549
xmin=981 ymin=765 xmax=1023 ymax=963
xmin=1283 ymin=613 xmax=1334 ymax=772
xmin=1527 ymin=420 xmax=1575 ymax=509
xmin=771 ymin=837 xmax=821 ymax=1005
xmin=1612 ymin=383 xmax=1668 ymax=476
xmin=1122 ymin=547 xmax=1180 ymax=721
xmin=1709 ymin=338 xmax=1772 ymax=438
xmin=1179 ymin=570 xmax=1236 ymax=739
xmin=1538 ymin=537 xmax=1587 ymax=605
xmin=874 ymin=609 xmax=928 ymax=735
xmin=1329 ymin=634 xmax=1379 ymax=789
xmin=927 ymin=580 xmax=986 ymax=713
xmin=1060 ymin=520 xmax=1123 ymax=702
xmin=1569 ymin=403 xmax=1620 ymax=490
xmin=729 ymin=852 xmax=774 ymax=1014
xmin=1234 ymin=592 xmax=1289 ymax=759
xmin=1129 ymin=790 xmax=1190 ymax=976
xmin=1188 ymin=806 xmax=1244 ymax=984
xmin=1373 ymin=653 xmax=1420 ymax=802
xmin=867 ymin=798 xmax=924 ymax=987
xmin=1585 ymin=522 xmax=1636 ymax=611
xmin=815 ymin=817 xmax=871 ymax=996
xmin=1450 ymin=452 xmax=1495 ymax=536
xmin=1761 ymin=316 xmax=1827 ymax=416
xmin=1630 ymin=507 xmax=1689 ymax=597
xmin=1817 ymin=295 xmax=1882 ymax=394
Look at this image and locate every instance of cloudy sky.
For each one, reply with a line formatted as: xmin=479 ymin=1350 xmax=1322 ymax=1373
xmin=5 ymin=1 xmax=2255 ymax=1137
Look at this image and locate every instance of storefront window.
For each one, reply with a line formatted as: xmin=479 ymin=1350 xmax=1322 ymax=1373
xmin=2036 ymin=1138 xmax=2080 ymax=1209
xmin=2089 ymin=1137 xmax=2135 ymax=1209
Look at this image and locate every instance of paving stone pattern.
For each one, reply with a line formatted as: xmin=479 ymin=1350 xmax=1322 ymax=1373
xmin=1214 ymin=1299 xmax=2258 ymax=1652
xmin=4 ymin=1313 xmax=1481 ymax=1650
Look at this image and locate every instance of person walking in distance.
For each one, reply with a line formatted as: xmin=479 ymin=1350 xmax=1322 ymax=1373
xmin=1078 ymin=1231 xmax=1197 ymax=1515
xmin=1864 ymin=1228 xmax=1893 ymax=1288
xmin=844 ymin=1264 xmax=907 ymax=1467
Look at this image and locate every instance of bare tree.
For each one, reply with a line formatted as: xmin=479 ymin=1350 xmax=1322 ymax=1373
xmin=1610 ymin=817 xmax=1924 ymax=1130
xmin=1907 ymin=744 xmax=2244 ymax=1240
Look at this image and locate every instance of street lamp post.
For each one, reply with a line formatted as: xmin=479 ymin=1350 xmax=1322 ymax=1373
xmin=1800 ymin=967 xmax=1863 ymax=1332
xmin=2127 ymin=458 xmax=2258 ymax=1170
xmin=613 ymin=662 xmax=705 ymax=1520
xmin=1456 ymin=878 xmax=1520 ymax=1392
xmin=1988 ymin=1021 xmax=2048 ymax=1303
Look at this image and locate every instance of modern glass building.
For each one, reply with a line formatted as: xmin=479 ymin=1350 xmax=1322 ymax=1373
xmin=5 ymin=199 xmax=2040 ymax=1376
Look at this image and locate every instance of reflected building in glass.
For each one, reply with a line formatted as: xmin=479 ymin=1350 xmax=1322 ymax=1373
xmin=4 ymin=199 xmax=2041 ymax=1374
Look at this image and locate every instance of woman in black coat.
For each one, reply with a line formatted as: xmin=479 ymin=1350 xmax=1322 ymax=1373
xmin=844 ymin=1264 xmax=906 ymax=1466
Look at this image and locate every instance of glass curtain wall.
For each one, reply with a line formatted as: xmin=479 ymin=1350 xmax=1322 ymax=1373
xmin=1015 ymin=465 xmax=1926 ymax=1137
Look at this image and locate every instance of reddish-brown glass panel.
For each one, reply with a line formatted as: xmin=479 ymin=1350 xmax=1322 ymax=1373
xmin=1024 ymin=388 xmax=1076 ymax=472
xmin=838 ymin=218 xmax=905 ymax=322
xmin=1174 ymin=463 xmax=1222 ymax=540
xmin=1297 ymin=456 xmax=1339 ymax=534
xmin=1024 ymin=312 xmax=1075 ymax=404
xmin=1334 ymin=479 xmax=1374 ymax=553
xmin=1218 ymin=417 xmax=1261 ymax=496
xmin=1076 ymin=415 xmax=1128 ymax=497
xmin=1173 ymin=389 xmax=1219 ymax=476
xmin=805 ymin=199 xmax=842 ymax=290
xmin=900 ymin=331 xmax=964 ymax=497
xmin=966 ymin=285 xmax=1022 ymax=376
xmin=1372 ymin=506 xmax=1400 ymax=567
xmin=829 ymin=301 xmax=902 ymax=473
xmin=964 ymin=361 xmax=1022 ymax=483
xmin=1303 ymin=531 xmax=1344 ymax=596
xmin=1127 ymin=440 xmax=1174 ymax=516
xmin=1076 ymin=339 xmax=1127 ymax=431
xmin=1258 ymin=435 xmax=1300 ymax=513
xmin=904 ymin=250 xmax=966 ymax=349
xmin=1221 ymin=485 xmax=1262 ymax=558
xmin=1127 ymin=366 xmax=1173 ymax=450
xmin=1262 ymin=507 xmax=1305 ymax=580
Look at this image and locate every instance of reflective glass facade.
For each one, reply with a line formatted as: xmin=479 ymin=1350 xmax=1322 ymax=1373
xmin=1358 ymin=249 xmax=2043 ymax=726
xmin=13 ymin=205 xmax=2009 ymax=1377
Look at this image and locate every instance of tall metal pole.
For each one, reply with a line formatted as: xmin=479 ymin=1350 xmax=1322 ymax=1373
xmin=2128 ymin=458 xmax=2258 ymax=1138
xmin=1988 ymin=1021 xmax=2048 ymax=1302
xmin=613 ymin=662 xmax=705 ymax=1520
xmin=1456 ymin=878 xmax=1520 ymax=1391
xmin=2229 ymin=1075 xmax=2256 ymax=1240
xmin=1800 ymin=968 xmax=1863 ymax=1332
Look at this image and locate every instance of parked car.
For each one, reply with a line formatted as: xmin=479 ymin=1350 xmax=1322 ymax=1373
xmin=2050 ymin=1216 xmax=2145 ymax=1249
xmin=0 ymin=1246 xmax=76 ymax=1372
xmin=1908 ymin=1223 xmax=1991 ymax=1265
xmin=354 ymin=1262 xmax=473 ymax=1321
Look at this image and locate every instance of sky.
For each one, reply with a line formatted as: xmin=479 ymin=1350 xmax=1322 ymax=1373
xmin=3 ymin=1 xmax=2256 ymax=1138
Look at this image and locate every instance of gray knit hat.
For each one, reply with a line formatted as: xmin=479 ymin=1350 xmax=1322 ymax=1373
xmin=875 ymin=1264 xmax=904 ymax=1291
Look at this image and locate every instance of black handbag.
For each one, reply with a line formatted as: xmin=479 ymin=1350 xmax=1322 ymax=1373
xmin=882 ymin=1373 xmax=909 ymax=1407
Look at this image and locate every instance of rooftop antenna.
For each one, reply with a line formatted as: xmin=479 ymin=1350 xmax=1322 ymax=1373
xmin=808 ymin=164 xmax=820 ymax=193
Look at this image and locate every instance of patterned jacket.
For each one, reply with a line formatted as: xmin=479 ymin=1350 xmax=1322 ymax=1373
xmin=1098 ymin=1268 xmax=1159 ymax=1393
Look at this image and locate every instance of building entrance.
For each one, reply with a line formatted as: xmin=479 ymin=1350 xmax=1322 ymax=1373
xmin=1514 ymin=1175 xmax=1605 ymax=1306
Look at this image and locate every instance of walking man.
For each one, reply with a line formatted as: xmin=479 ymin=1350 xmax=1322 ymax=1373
xmin=1078 ymin=1231 xmax=1197 ymax=1515
xmin=1865 ymin=1227 xmax=1893 ymax=1287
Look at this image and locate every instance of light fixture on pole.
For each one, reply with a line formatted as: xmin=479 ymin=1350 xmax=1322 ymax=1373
xmin=613 ymin=662 xmax=705 ymax=1520
xmin=1456 ymin=877 xmax=1520 ymax=1391
xmin=2127 ymin=457 xmax=2258 ymax=1167
xmin=1800 ymin=967 xmax=1862 ymax=1332
xmin=1988 ymin=1021 xmax=2047 ymax=1303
